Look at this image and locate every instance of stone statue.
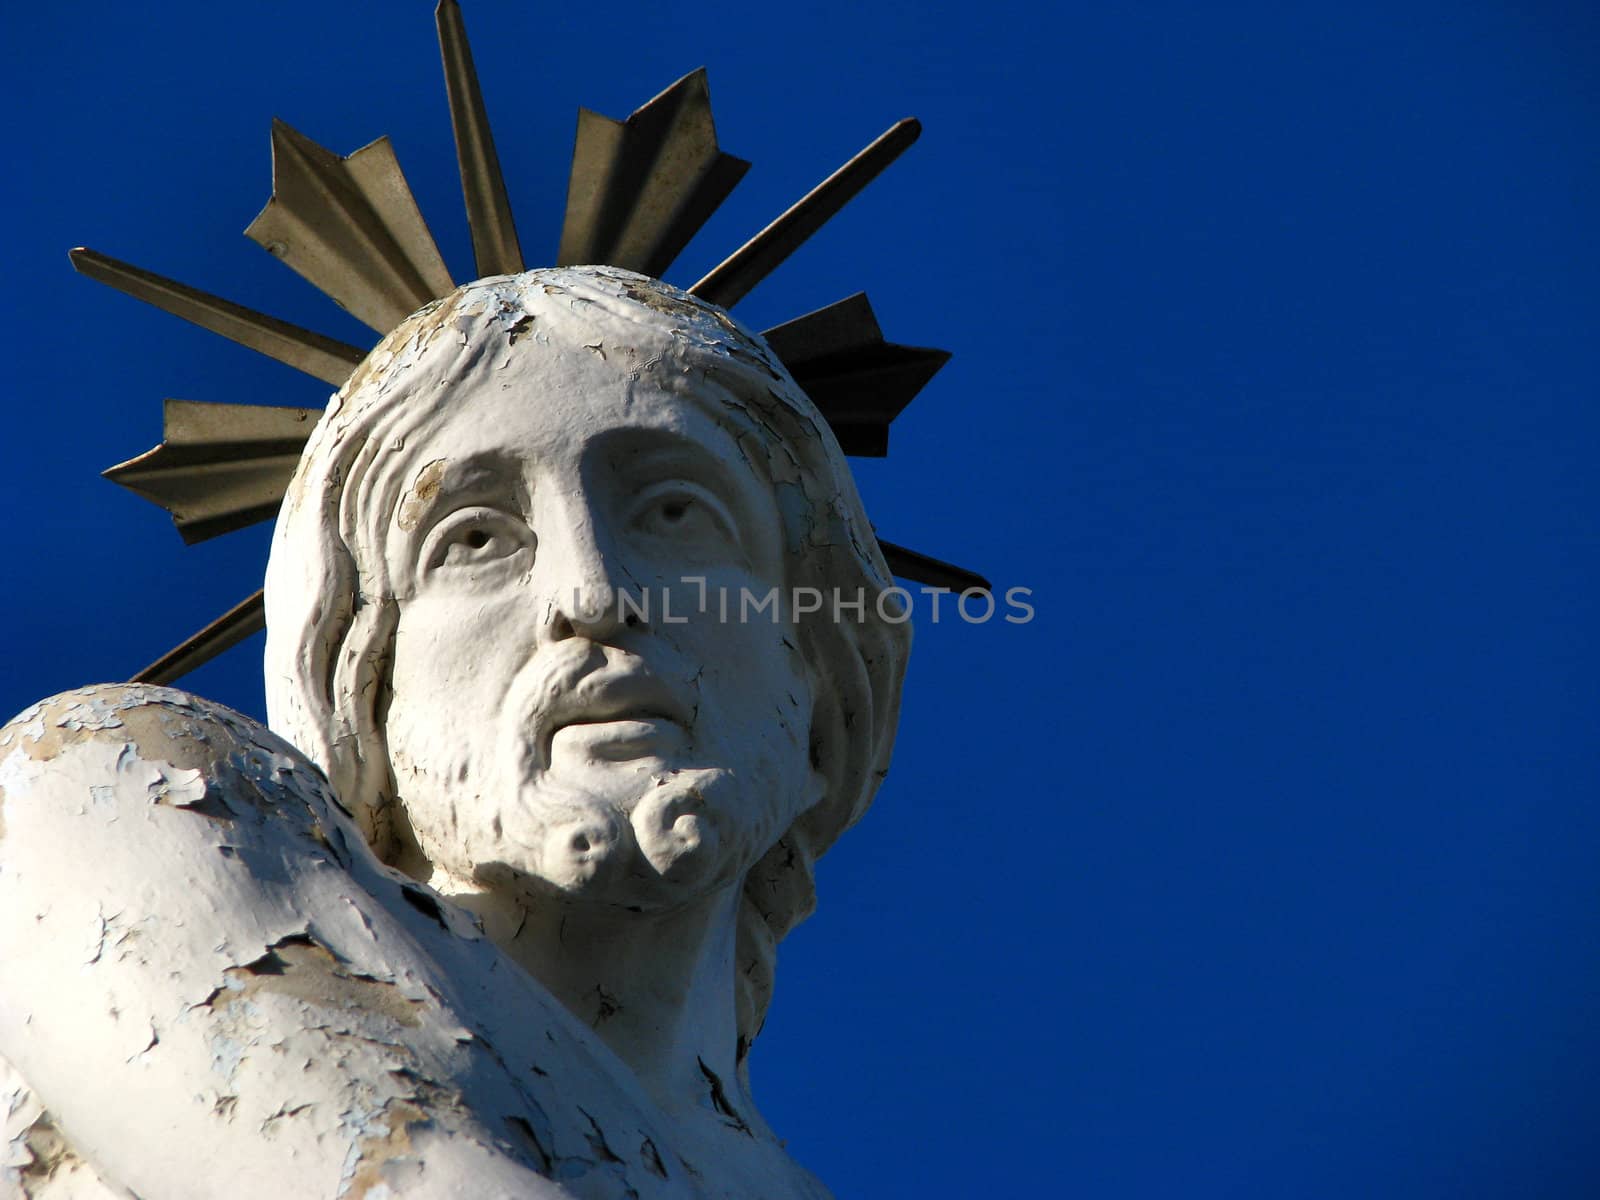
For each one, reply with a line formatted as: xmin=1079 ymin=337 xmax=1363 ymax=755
xmin=0 ymin=267 xmax=911 ymax=1198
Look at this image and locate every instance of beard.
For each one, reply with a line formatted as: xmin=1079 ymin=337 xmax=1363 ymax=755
xmin=389 ymin=613 xmax=821 ymax=915
xmin=472 ymin=767 xmax=735 ymax=909
xmin=401 ymin=640 xmax=788 ymax=915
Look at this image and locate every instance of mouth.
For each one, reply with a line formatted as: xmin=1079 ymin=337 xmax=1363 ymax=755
xmin=539 ymin=669 xmax=692 ymax=764
xmin=552 ymin=717 xmax=682 ymax=762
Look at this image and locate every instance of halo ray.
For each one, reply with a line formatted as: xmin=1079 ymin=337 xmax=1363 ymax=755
xmin=69 ymin=248 xmax=366 ymax=386
xmin=436 ymin=0 xmax=525 ymax=277
xmin=689 ymin=118 xmax=921 ymax=309
xmin=104 ymin=400 xmax=315 ymax=544
xmin=763 ymin=294 xmax=950 ymax=456
xmin=558 ymin=69 xmax=749 ymax=277
xmin=246 ymin=122 xmax=453 ymax=332
xmin=130 ymin=590 xmax=266 ymax=686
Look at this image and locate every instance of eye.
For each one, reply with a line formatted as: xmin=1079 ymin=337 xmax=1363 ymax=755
xmin=630 ymin=484 xmax=737 ymax=548
xmin=419 ymin=507 xmax=534 ymax=573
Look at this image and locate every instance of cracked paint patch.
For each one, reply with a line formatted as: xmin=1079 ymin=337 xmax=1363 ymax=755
xmin=578 ymin=1106 xmax=626 ymax=1166
xmin=2 ymin=1060 xmax=120 ymax=1199
xmin=202 ymin=933 xmax=423 ymax=1029
xmin=396 ymin=458 xmax=447 ymax=532
xmin=698 ymin=1057 xmax=753 ymax=1137
xmin=504 ymin=1113 xmax=554 ymax=1175
xmin=341 ymin=1098 xmax=429 ymax=1198
xmin=639 ymin=1135 xmax=668 ymax=1179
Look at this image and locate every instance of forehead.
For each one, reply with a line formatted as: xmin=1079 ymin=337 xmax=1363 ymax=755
xmin=391 ymin=341 xmax=768 ymax=492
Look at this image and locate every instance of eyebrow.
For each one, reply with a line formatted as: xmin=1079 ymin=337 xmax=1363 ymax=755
xmin=395 ymin=453 xmax=524 ymax=535
xmin=594 ymin=427 xmax=769 ymax=500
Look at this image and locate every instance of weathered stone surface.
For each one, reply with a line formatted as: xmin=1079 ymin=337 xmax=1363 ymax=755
xmin=1 ymin=269 xmax=909 ymax=1199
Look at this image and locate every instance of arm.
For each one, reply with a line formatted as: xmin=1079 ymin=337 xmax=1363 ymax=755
xmin=0 ymin=685 xmax=688 ymax=1200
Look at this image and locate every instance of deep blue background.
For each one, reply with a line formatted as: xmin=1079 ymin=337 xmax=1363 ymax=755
xmin=5 ymin=2 xmax=1598 ymax=1196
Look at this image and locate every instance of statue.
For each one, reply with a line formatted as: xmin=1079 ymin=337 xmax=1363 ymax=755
xmin=0 ymin=268 xmax=910 ymax=1198
xmin=1 ymin=5 xmax=986 ymax=1195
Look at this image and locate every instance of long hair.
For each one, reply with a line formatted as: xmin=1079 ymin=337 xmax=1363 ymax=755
xmin=263 ymin=266 xmax=910 ymax=1063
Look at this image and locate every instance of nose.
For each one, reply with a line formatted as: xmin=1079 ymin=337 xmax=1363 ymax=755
xmin=539 ymin=511 xmax=638 ymax=643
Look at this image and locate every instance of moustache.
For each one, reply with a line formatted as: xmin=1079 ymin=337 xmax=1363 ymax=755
xmin=498 ymin=639 xmax=696 ymax=782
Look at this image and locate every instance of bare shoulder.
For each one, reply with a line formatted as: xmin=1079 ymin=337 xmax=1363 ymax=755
xmin=0 ymin=682 xmax=345 ymax=843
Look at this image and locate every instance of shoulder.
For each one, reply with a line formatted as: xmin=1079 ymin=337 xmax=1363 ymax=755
xmin=3 ymin=681 xmax=309 ymax=774
xmin=1 ymin=682 xmax=344 ymax=848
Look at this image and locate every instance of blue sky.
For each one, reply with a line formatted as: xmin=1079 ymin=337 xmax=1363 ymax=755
xmin=4 ymin=2 xmax=1599 ymax=1196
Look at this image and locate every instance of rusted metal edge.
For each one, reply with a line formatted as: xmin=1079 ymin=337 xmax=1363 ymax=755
xmin=436 ymin=0 xmax=524 ymax=277
xmin=69 ymin=248 xmax=366 ymax=386
xmin=131 ymin=590 xmax=267 ymax=685
xmin=689 ymin=118 xmax=920 ymax=309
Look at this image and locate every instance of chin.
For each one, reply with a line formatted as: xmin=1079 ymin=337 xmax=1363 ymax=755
xmin=450 ymin=771 xmax=712 ymax=910
xmin=483 ymin=760 xmax=798 ymax=915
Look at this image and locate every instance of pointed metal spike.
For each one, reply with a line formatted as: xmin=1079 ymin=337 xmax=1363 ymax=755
xmin=800 ymin=350 xmax=948 ymax=457
xmin=761 ymin=293 xmax=883 ymax=364
xmin=155 ymin=398 xmax=318 ymax=444
xmin=69 ymin=248 xmax=366 ymax=385
xmin=558 ymin=69 xmax=750 ymax=277
xmin=344 ymin=139 xmax=456 ymax=299
xmin=690 ymin=118 xmax=921 ymax=309
xmin=877 ymin=540 xmax=990 ymax=593
xmin=829 ymin=425 xmax=890 ymax=456
xmin=763 ymin=294 xmax=950 ymax=456
xmin=130 ymin=590 xmax=266 ymax=685
xmin=246 ymin=122 xmax=449 ymax=333
xmin=560 ymin=110 xmax=626 ymax=268
xmin=108 ymin=451 xmax=300 ymax=543
xmin=104 ymin=399 xmax=315 ymax=543
xmin=793 ymin=347 xmax=950 ymax=422
xmin=436 ymin=0 xmax=525 ymax=276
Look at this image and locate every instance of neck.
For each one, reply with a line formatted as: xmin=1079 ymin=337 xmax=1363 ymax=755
xmin=435 ymin=869 xmax=754 ymax=1126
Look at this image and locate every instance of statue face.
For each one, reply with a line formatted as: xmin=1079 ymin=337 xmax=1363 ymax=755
xmin=379 ymin=340 xmax=824 ymax=909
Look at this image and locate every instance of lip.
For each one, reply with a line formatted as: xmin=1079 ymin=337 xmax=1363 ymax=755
xmin=539 ymin=667 xmax=692 ymax=761
xmin=552 ymin=717 xmax=683 ymax=761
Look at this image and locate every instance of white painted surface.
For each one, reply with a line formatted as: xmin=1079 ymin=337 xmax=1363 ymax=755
xmin=1 ymin=269 xmax=910 ymax=1198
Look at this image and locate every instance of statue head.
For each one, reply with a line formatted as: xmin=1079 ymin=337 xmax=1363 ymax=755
xmin=263 ymin=266 xmax=910 ymax=1056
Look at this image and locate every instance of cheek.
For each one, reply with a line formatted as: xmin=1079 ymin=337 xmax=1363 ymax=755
xmin=385 ymin=601 xmax=531 ymax=857
xmin=389 ymin=594 xmax=530 ymax=720
xmin=688 ymin=621 xmax=817 ymax=812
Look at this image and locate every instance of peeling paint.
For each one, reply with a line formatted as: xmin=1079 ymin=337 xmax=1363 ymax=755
xmin=17 ymin=715 xmax=103 ymax=764
xmin=697 ymin=1058 xmax=753 ymax=1137
xmin=341 ymin=1098 xmax=427 ymax=1198
xmin=2 ymin=1059 xmax=121 ymax=1199
xmin=203 ymin=933 xmax=423 ymax=1029
xmin=505 ymin=1113 xmax=554 ymax=1174
xmin=639 ymin=1135 xmax=668 ymax=1179
xmin=5 ymin=263 xmax=909 ymax=1200
xmin=577 ymin=1107 xmax=625 ymax=1165
xmin=396 ymin=458 xmax=446 ymax=531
